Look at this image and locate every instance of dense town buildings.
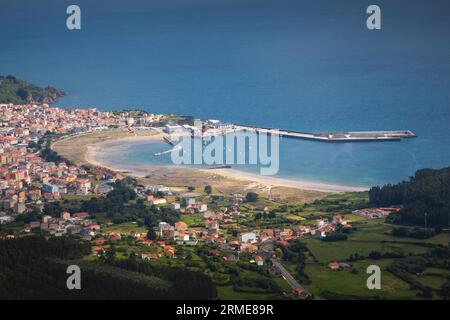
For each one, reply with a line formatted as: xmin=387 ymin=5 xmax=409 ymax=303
xmin=0 ymin=103 xmax=164 ymax=222
xmin=1 ymin=103 xmax=352 ymax=300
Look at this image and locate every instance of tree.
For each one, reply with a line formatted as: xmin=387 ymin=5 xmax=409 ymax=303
xmin=0 ymin=236 xmax=216 ymax=299
xmin=43 ymin=202 xmax=62 ymax=217
xmin=440 ymin=282 xmax=450 ymax=298
xmin=147 ymin=229 xmax=157 ymax=240
xmin=16 ymin=88 xmax=30 ymax=101
xmin=104 ymin=245 xmax=116 ymax=263
xmin=204 ymin=185 xmax=212 ymax=195
xmin=245 ymin=192 xmax=259 ymax=202
xmin=368 ymin=251 xmax=382 ymax=259
xmin=419 ymin=287 xmax=433 ymax=298
xmin=28 ymin=141 xmax=39 ymax=150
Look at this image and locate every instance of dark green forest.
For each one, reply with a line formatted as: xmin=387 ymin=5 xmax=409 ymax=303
xmin=0 ymin=236 xmax=216 ymax=299
xmin=369 ymin=167 xmax=450 ymax=227
xmin=0 ymin=75 xmax=65 ymax=104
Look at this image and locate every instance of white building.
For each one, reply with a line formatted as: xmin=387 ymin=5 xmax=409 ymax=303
xmin=240 ymin=232 xmax=257 ymax=244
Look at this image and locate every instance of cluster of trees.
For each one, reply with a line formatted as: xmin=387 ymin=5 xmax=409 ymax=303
xmin=192 ymin=246 xmax=283 ymax=296
xmin=29 ymin=133 xmax=73 ymax=165
xmin=102 ymin=255 xmax=217 ymax=299
xmin=43 ymin=178 xmax=180 ymax=227
xmin=392 ymin=227 xmax=441 ymax=239
xmin=79 ymin=179 xmax=179 ymax=226
xmin=254 ymin=211 xmax=276 ymax=220
xmin=348 ymin=251 xmax=406 ymax=262
xmin=439 ymin=282 xmax=450 ymax=299
xmin=0 ymin=236 xmax=216 ymax=299
xmin=204 ymin=185 xmax=212 ymax=194
xmin=0 ymin=236 xmax=87 ymax=299
xmin=245 ymin=192 xmax=259 ymax=202
xmin=386 ymin=248 xmax=450 ymax=299
xmin=232 ymin=274 xmax=280 ymax=294
xmin=369 ymin=167 xmax=450 ymax=227
xmin=40 ymin=147 xmax=69 ymax=164
xmin=9 ymin=209 xmax=42 ymax=225
xmin=277 ymin=240 xmax=310 ymax=284
xmin=387 ymin=256 xmax=433 ymax=298
xmin=82 ymin=178 xmax=138 ymax=213
xmin=321 ymin=232 xmax=348 ymax=242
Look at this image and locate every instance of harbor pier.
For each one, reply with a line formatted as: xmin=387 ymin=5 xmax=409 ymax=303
xmin=234 ymin=125 xmax=417 ymax=142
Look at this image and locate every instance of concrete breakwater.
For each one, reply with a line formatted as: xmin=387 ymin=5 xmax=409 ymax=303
xmin=234 ymin=125 xmax=417 ymax=142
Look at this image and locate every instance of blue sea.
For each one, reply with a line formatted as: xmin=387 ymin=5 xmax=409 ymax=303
xmin=1 ymin=0 xmax=450 ymax=187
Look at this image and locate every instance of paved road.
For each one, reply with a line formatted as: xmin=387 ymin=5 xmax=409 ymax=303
xmin=258 ymin=239 xmax=312 ymax=298
xmin=270 ymin=258 xmax=309 ymax=294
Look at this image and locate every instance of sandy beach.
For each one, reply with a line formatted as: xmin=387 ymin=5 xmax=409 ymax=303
xmin=53 ymin=129 xmax=369 ymax=197
xmin=197 ymin=168 xmax=368 ymax=193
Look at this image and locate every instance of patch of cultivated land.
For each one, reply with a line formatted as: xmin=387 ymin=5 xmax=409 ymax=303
xmin=304 ymin=239 xmax=430 ymax=263
xmin=102 ymin=222 xmax=148 ymax=234
xmin=298 ymin=217 xmax=450 ymax=299
xmin=180 ymin=213 xmax=204 ymax=226
xmin=303 ymin=259 xmax=419 ymax=299
xmin=305 ymin=221 xmax=449 ymax=263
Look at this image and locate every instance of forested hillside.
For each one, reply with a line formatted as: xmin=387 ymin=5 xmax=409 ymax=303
xmin=0 ymin=237 xmax=217 ymax=299
xmin=369 ymin=167 xmax=450 ymax=227
xmin=0 ymin=75 xmax=65 ymax=104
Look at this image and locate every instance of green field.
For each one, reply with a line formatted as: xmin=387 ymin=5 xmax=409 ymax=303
xmin=102 ymin=222 xmax=148 ymax=234
xmin=296 ymin=214 xmax=450 ymax=299
xmin=304 ymin=238 xmax=432 ymax=263
xmin=415 ymin=275 xmax=447 ymax=290
xmin=303 ymin=259 xmax=419 ymax=299
xmin=181 ymin=213 xmax=204 ymax=227
xmin=424 ymin=267 xmax=450 ymax=277
xmin=349 ymin=219 xmax=450 ymax=245
xmin=302 ymin=217 xmax=449 ymax=264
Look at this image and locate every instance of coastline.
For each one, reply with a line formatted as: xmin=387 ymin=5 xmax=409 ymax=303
xmin=54 ymin=130 xmax=368 ymax=194
xmin=196 ymin=168 xmax=368 ymax=193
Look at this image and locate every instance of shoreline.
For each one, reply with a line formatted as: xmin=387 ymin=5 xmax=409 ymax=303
xmin=73 ymin=131 xmax=368 ymax=193
xmin=197 ymin=168 xmax=368 ymax=193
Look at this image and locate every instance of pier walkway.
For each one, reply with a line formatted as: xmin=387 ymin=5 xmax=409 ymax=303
xmin=234 ymin=125 xmax=417 ymax=142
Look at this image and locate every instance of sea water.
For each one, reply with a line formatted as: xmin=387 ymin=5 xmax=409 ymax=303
xmin=1 ymin=0 xmax=450 ymax=186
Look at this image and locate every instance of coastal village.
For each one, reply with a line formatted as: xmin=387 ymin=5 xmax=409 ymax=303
xmin=0 ymin=102 xmax=161 ymax=226
xmin=0 ymin=102 xmax=354 ymax=298
xmin=2 ymin=103 xmax=449 ymax=300
xmin=2 ymin=0 xmax=450 ymax=303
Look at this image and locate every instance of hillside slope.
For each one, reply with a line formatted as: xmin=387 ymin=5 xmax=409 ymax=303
xmin=0 ymin=75 xmax=65 ymax=104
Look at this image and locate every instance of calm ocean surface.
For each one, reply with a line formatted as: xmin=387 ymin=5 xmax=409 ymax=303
xmin=1 ymin=0 xmax=450 ymax=187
